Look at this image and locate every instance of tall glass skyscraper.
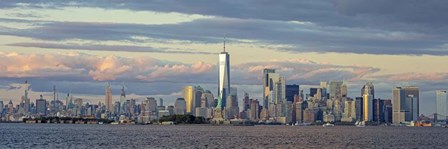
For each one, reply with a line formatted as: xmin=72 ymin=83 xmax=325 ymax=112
xmin=218 ymin=45 xmax=230 ymax=109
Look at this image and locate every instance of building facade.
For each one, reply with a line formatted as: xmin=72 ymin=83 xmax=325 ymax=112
xmin=218 ymin=49 xmax=230 ymax=109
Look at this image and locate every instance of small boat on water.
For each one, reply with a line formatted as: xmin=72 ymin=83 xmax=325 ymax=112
xmin=322 ymin=122 xmax=334 ymax=127
xmin=294 ymin=121 xmax=299 ymax=126
xmin=355 ymin=121 xmax=365 ymax=127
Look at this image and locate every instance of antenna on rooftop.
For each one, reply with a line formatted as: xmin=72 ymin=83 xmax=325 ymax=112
xmin=223 ymin=34 xmax=227 ymax=52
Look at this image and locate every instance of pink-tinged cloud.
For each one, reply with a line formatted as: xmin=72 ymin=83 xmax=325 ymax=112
xmin=233 ymin=58 xmax=380 ymax=84
xmin=383 ymin=72 xmax=448 ymax=82
xmin=0 ymin=52 xmax=214 ymax=82
xmin=88 ymin=56 xmax=132 ymax=81
xmin=137 ymin=61 xmax=214 ymax=81
xmin=0 ymin=52 xmax=381 ymax=85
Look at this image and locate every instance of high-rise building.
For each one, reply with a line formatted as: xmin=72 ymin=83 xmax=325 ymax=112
xmin=249 ymin=99 xmax=260 ymax=121
xmin=202 ymin=90 xmax=215 ymax=108
xmin=0 ymin=101 xmax=4 ymax=115
xmin=226 ymin=90 xmax=239 ymax=119
xmin=286 ymin=84 xmax=300 ymax=103
xmin=360 ymin=82 xmax=375 ymax=122
xmin=243 ymin=93 xmax=250 ymax=111
xmin=145 ymin=97 xmax=158 ymax=113
xmin=392 ymin=86 xmax=419 ymax=124
xmin=183 ymin=86 xmax=203 ymax=114
xmin=363 ymin=94 xmax=373 ymax=122
xmin=372 ymin=99 xmax=385 ymax=122
xmin=328 ymin=81 xmax=343 ymax=98
xmin=218 ymin=42 xmax=230 ymax=109
xmin=36 ymin=95 xmax=47 ymax=116
xmin=341 ymin=82 xmax=348 ymax=97
xmin=342 ymin=99 xmax=356 ymax=122
xmin=320 ymin=81 xmax=328 ymax=98
xmin=404 ymin=87 xmax=419 ymax=121
xmin=295 ymin=101 xmax=308 ymax=123
xmin=73 ymin=98 xmax=83 ymax=116
xmin=262 ymin=69 xmax=286 ymax=111
xmin=174 ymin=98 xmax=187 ymax=115
xmin=159 ymin=98 xmax=164 ymax=107
xmin=105 ymin=82 xmax=112 ymax=112
xmin=262 ymin=68 xmax=276 ymax=108
xmin=436 ymin=90 xmax=448 ymax=120
xmin=361 ymin=82 xmax=375 ymax=99
xmin=355 ymin=97 xmax=364 ymax=121
xmin=309 ymin=88 xmax=318 ymax=98
xmin=383 ymin=100 xmax=392 ymax=123
xmin=183 ymin=86 xmax=194 ymax=113
xmin=230 ymin=87 xmax=238 ymax=107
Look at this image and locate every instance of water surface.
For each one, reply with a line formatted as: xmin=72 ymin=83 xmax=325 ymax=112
xmin=0 ymin=123 xmax=446 ymax=148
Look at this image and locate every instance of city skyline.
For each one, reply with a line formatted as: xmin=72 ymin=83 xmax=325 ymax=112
xmin=1 ymin=1 xmax=448 ymax=115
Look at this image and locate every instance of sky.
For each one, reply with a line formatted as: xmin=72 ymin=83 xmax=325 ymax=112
xmin=1 ymin=0 xmax=448 ymax=115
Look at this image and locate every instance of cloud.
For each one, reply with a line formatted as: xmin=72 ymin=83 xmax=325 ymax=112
xmin=8 ymin=42 xmax=214 ymax=54
xmin=0 ymin=52 xmax=215 ymax=82
xmin=378 ymin=72 xmax=448 ymax=82
xmin=233 ymin=58 xmax=380 ymax=85
xmin=2 ymin=16 xmax=447 ymax=56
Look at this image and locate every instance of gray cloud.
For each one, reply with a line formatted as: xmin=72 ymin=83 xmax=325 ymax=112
xmin=1 ymin=18 xmax=447 ymax=55
xmin=8 ymin=42 xmax=214 ymax=55
xmin=0 ymin=1 xmax=447 ymax=55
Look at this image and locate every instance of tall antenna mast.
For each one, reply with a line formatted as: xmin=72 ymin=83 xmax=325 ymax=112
xmin=223 ymin=34 xmax=226 ymax=52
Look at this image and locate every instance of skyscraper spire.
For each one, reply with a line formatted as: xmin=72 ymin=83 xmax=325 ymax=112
xmin=223 ymin=35 xmax=226 ymax=52
xmin=218 ymin=38 xmax=230 ymax=109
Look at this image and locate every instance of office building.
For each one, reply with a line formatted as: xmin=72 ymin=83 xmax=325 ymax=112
xmin=295 ymin=101 xmax=308 ymax=123
xmin=363 ymin=94 xmax=373 ymax=121
xmin=361 ymin=82 xmax=375 ymax=99
xmin=341 ymin=82 xmax=348 ymax=97
xmin=285 ymin=84 xmax=300 ymax=103
xmin=243 ymin=93 xmax=250 ymax=111
xmin=309 ymin=88 xmax=318 ymax=98
xmin=159 ymin=98 xmax=164 ymax=107
xmin=372 ymin=99 xmax=385 ymax=122
xmin=183 ymin=86 xmax=203 ymax=114
xmin=342 ymin=99 xmax=356 ymax=122
xmin=36 ymin=95 xmax=47 ymax=116
xmin=328 ymin=81 xmax=343 ymax=98
xmin=174 ymin=98 xmax=187 ymax=115
xmin=262 ymin=68 xmax=276 ymax=108
xmin=249 ymin=99 xmax=260 ymax=121
xmin=218 ymin=43 xmax=230 ymax=109
xmin=0 ymin=101 xmax=4 ymax=115
xmin=392 ymin=86 xmax=419 ymax=124
xmin=202 ymin=90 xmax=215 ymax=108
xmin=355 ymin=97 xmax=363 ymax=121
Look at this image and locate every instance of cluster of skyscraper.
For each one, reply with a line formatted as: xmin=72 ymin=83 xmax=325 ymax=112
xmin=2 ymin=44 xmax=448 ymax=125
